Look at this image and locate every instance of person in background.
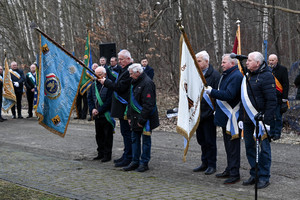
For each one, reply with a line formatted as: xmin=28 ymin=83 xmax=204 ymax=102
xmin=140 ymin=58 xmax=154 ymax=80
xmin=193 ymin=51 xmax=220 ymax=175
xmin=268 ymin=54 xmax=289 ymax=140
xmin=25 ymin=64 xmax=36 ymax=118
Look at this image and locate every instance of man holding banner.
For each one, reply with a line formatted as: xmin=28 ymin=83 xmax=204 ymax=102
xmin=205 ymin=54 xmax=243 ymax=184
xmin=241 ymin=52 xmax=276 ymax=189
xmin=193 ymin=51 xmax=220 ymax=175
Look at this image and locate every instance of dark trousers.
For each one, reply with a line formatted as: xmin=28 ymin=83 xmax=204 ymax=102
xmin=11 ymin=92 xmax=22 ymax=117
xmin=76 ymin=92 xmax=88 ymax=119
xmin=132 ymin=131 xmax=151 ymax=165
xmin=196 ymin=116 xmax=217 ymax=168
xmin=222 ymin=127 xmax=240 ymax=177
xmin=119 ymin=118 xmax=132 ymax=161
xmin=26 ymin=91 xmax=34 ymax=116
xmin=95 ymin=117 xmax=114 ymax=158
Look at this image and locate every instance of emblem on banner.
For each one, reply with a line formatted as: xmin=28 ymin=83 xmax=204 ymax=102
xmin=45 ymin=73 xmax=61 ymax=99
xmin=42 ymin=44 xmax=49 ymax=54
xmin=51 ymin=115 xmax=61 ymax=126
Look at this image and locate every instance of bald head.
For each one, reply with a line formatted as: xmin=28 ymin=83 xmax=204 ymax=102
xmin=0 ymin=66 xmax=3 ymax=74
xmin=268 ymin=54 xmax=278 ymax=68
xmin=11 ymin=61 xmax=18 ymax=70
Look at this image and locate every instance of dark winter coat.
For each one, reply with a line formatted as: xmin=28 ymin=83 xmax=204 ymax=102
xmin=242 ymin=62 xmax=277 ymax=125
xmin=210 ymin=65 xmax=243 ymax=127
xmin=143 ymin=65 xmax=154 ymax=80
xmin=200 ymin=65 xmax=221 ymax=121
xmin=10 ymin=69 xmax=25 ymax=93
xmin=128 ymin=72 xmax=159 ymax=132
xmin=103 ymin=64 xmax=132 ymax=119
xmin=271 ymin=63 xmax=289 ymax=103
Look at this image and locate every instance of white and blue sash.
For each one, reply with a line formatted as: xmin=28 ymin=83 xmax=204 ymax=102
xmin=216 ymin=100 xmax=240 ymax=139
xmin=203 ymin=93 xmax=214 ymax=110
xmin=241 ymin=76 xmax=266 ymax=139
xmin=10 ymin=69 xmax=21 ymax=79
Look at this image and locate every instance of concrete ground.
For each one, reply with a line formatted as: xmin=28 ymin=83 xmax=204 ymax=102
xmin=0 ymin=111 xmax=299 ymax=200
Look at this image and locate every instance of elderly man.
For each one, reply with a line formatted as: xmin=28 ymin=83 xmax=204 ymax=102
xmin=268 ymin=54 xmax=289 ymax=140
xmin=0 ymin=66 xmax=7 ymax=122
xmin=193 ymin=51 xmax=220 ymax=175
xmin=88 ymin=67 xmax=114 ymax=162
xmin=123 ymin=63 xmax=159 ymax=172
xmin=100 ymin=49 xmax=132 ymax=167
xmin=10 ymin=61 xmax=25 ymax=119
xmin=25 ymin=64 xmax=36 ymax=118
xmin=205 ymin=54 xmax=243 ymax=184
xmin=241 ymin=51 xmax=277 ymax=189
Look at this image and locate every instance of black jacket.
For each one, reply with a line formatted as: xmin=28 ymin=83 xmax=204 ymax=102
xmin=128 ymin=72 xmax=159 ymax=132
xmin=294 ymin=72 xmax=300 ymax=100
xmin=143 ymin=65 xmax=154 ymax=80
xmin=25 ymin=72 xmax=36 ymax=92
xmin=104 ymin=64 xmax=132 ymax=118
xmin=88 ymin=81 xmax=112 ymax=118
xmin=200 ymin=65 xmax=221 ymax=121
xmin=242 ymin=62 xmax=277 ymax=125
xmin=271 ymin=63 xmax=289 ymax=103
xmin=10 ymin=69 xmax=25 ymax=93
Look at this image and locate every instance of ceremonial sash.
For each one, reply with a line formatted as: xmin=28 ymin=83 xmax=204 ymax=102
xmin=107 ymin=67 xmax=118 ymax=79
xmin=27 ymin=72 xmax=36 ymax=85
xmin=203 ymin=92 xmax=214 ymax=110
xmin=0 ymin=75 xmax=2 ymax=83
xmin=273 ymin=75 xmax=283 ymax=93
xmin=94 ymin=83 xmax=115 ymax=130
xmin=113 ymin=72 xmax=128 ymax=105
xmin=241 ymin=76 xmax=266 ymax=140
xmin=130 ymin=85 xmax=155 ymax=136
xmin=216 ymin=100 xmax=240 ymax=139
xmin=10 ymin=69 xmax=21 ymax=79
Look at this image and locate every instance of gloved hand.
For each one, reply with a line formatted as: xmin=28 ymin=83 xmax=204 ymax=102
xmin=13 ymin=82 xmax=19 ymax=87
xmin=262 ymin=124 xmax=270 ymax=132
xmin=238 ymin=121 xmax=243 ymax=129
xmin=204 ymin=86 xmax=212 ymax=95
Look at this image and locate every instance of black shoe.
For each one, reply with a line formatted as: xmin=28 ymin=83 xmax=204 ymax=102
xmin=257 ymin=180 xmax=270 ymax=189
xmin=242 ymin=177 xmax=255 ymax=186
xmin=93 ymin=155 xmax=104 ymax=160
xmin=12 ymin=115 xmax=16 ymax=119
xmin=18 ymin=115 xmax=23 ymax=119
xmin=74 ymin=117 xmax=80 ymax=119
xmin=80 ymin=116 xmax=86 ymax=120
xmin=0 ymin=118 xmax=3 ymax=122
xmin=193 ymin=164 xmax=208 ymax=172
xmin=101 ymin=157 xmax=111 ymax=162
xmin=114 ymin=157 xmax=124 ymax=164
xmin=204 ymin=167 xmax=216 ymax=175
xmin=135 ymin=164 xmax=149 ymax=172
xmin=273 ymin=135 xmax=280 ymax=141
xmin=224 ymin=177 xmax=240 ymax=184
xmin=216 ymin=171 xmax=230 ymax=178
xmin=115 ymin=159 xmax=131 ymax=167
xmin=123 ymin=162 xmax=139 ymax=171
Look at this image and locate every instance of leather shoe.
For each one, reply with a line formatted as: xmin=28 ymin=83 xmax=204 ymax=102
xmin=215 ymin=171 xmax=230 ymax=178
xmin=193 ymin=164 xmax=208 ymax=172
xmin=273 ymin=135 xmax=280 ymax=141
xmin=257 ymin=180 xmax=270 ymax=189
xmin=114 ymin=157 xmax=124 ymax=164
xmin=18 ymin=115 xmax=23 ymax=119
xmin=123 ymin=162 xmax=139 ymax=171
xmin=12 ymin=115 xmax=16 ymax=119
xmin=135 ymin=164 xmax=149 ymax=172
xmin=0 ymin=118 xmax=3 ymax=122
xmin=101 ymin=157 xmax=111 ymax=162
xmin=93 ymin=155 xmax=104 ymax=160
xmin=74 ymin=117 xmax=80 ymax=119
xmin=224 ymin=177 xmax=240 ymax=184
xmin=115 ymin=159 xmax=131 ymax=167
xmin=242 ymin=177 xmax=255 ymax=186
xmin=204 ymin=167 xmax=216 ymax=175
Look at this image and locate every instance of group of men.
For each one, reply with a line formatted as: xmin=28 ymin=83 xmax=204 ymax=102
xmin=0 ymin=62 xmax=36 ymax=121
xmin=193 ymin=51 xmax=289 ymax=189
xmin=86 ymin=50 xmax=158 ymax=173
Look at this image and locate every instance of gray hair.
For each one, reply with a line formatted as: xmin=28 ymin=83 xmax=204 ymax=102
xmin=248 ymin=51 xmax=264 ymax=65
xmin=95 ymin=66 xmax=106 ymax=74
xmin=195 ymin=50 xmax=209 ymax=62
xmin=222 ymin=53 xmax=238 ymax=65
xmin=118 ymin=49 xmax=132 ymax=59
xmin=128 ymin=63 xmax=143 ymax=73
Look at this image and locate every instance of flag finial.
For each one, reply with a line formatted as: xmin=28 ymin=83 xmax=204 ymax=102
xmin=236 ymin=20 xmax=241 ymax=26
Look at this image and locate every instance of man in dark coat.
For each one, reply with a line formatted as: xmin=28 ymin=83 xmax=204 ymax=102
xmin=268 ymin=54 xmax=289 ymax=140
xmin=88 ymin=66 xmax=114 ymax=162
xmin=241 ymin=51 xmax=277 ymax=189
xmin=10 ymin=61 xmax=25 ymax=119
xmin=205 ymin=54 xmax=243 ymax=184
xmin=100 ymin=49 xmax=132 ymax=167
xmin=123 ymin=63 xmax=159 ymax=172
xmin=25 ymin=64 xmax=36 ymax=118
xmin=140 ymin=58 xmax=154 ymax=80
xmin=193 ymin=51 xmax=220 ymax=175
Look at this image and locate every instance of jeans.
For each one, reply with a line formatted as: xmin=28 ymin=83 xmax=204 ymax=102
xmin=119 ymin=118 xmax=132 ymax=161
xmin=244 ymin=122 xmax=272 ymax=182
xmin=270 ymin=104 xmax=282 ymax=137
xmin=132 ymin=131 xmax=151 ymax=165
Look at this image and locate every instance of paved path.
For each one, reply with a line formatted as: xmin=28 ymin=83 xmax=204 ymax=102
xmin=0 ymin=115 xmax=299 ymax=199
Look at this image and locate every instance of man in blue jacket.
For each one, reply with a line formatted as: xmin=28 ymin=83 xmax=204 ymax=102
xmin=241 ymin=51 xmax=277 ymax=189
xmin=205 ymin=54 xmax=243 ymax=184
